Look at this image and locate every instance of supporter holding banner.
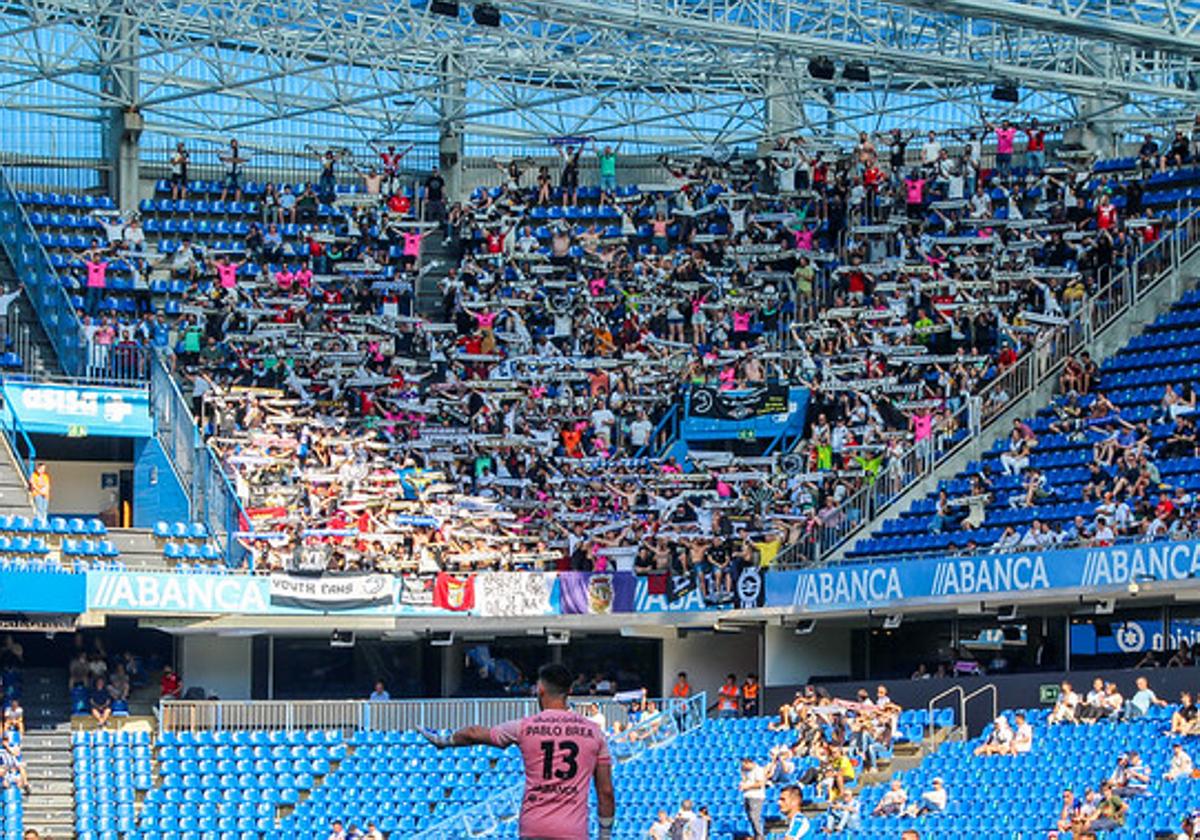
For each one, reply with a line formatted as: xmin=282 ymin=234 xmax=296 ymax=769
xmin=433 ymin=573 xmax=476 ymax=611
xmin=475 ymin=573 xmax=557 ymax=617
xmin=268 ymin=573 xmax=394 ymax=611
xmin=689 ymin=384 xmax=789 ymax=420
xmin=558 ymin=572 xmax=635 ymax=614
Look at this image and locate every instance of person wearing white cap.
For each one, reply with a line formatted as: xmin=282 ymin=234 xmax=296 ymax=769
xmin=907 ymin=778 xmax=948 ymax=817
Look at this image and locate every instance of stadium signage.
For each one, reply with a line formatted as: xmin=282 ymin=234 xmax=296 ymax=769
xmin=929 ymin=555 xmax=1050 ymax=596
xmin=792 ymin=565 xmax=903 ymax=608
xmin=89 ymin=572 xmax=269 ymax=613
xmin=1077 ymin=542 xmax=1200 ymax=587
xmin=1 ymin=381 xmax=151 ymax=438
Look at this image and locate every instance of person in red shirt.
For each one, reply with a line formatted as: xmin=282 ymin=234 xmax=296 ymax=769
xmin=1025 ymin=118 xmax=1047 ymax=172
xmin=1096 ymin=193 xmax=1118 ymax=231
xmin=160 ymin=666 xmax=182 ymax=699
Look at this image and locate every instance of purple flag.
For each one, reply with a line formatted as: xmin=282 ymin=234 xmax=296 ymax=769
xmin=558 ymin=572 xmax=635 ymax=615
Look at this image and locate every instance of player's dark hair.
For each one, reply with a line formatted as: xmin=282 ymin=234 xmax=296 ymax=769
xmin=537 ymin=663 xmax=573 ymax=697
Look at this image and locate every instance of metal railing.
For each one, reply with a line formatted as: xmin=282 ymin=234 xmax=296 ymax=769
xmin=783 ymin=205 xmax=1200 ymax=567
xmin=412 ymin=692 xmax=709 ymax=840
xmin=149 ymin=353 xmax=249 ymax=566
xmin=0 ymin=389 xmax=36 ymax=481
xmin=0 ymin=167 xmax=86 ymax=377
xmin=926 ymin=685 xmax=965 ymax=747
xmin=158 ymin=694 xmax=703 ymax=735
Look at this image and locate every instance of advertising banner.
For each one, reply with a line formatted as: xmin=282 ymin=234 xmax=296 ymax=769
xmin=1 ymin=381 xmax=151 ymax=438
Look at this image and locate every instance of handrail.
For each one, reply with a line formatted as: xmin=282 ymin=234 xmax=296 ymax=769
xmin=148 ymin=352 xmax=251 ymax=566
xmin=158 ymin=694 xmax=698 ymax=735
xmin=0 ymin=384 xmax=36 ymax=481
xmin=0 ymin=167 xmax=87 ymax=377
xmin=962 ymin=684 xmax=999 ymax=740
xmin=926 ymin=685 xmax=965 ymax=749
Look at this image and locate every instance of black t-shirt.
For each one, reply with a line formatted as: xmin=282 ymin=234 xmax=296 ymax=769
xmin=426 ymin=175 xmax=445 ymax=202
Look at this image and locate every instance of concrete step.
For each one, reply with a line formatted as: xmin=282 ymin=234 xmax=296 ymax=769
xmin=23 ymin=752 xmax=72 ymax=770
xmin=26 ymin=779 xmax=74 ymax=797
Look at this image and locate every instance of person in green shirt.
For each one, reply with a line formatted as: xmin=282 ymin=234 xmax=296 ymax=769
xmin=1087 ymin=782 xmax=1127 ymax=832
xmin=597 ymin=143 xmax=619 ymax=194
xmin=913 ymin=308 xmax=935 ymax=345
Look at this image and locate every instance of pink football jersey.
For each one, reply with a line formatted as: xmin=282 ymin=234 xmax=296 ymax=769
xmin=489 ymin=708 xmax=611 ymax=840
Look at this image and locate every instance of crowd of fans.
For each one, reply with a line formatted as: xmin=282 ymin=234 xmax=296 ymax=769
xmin=34 ymin=114 xmax=1197 ymax=575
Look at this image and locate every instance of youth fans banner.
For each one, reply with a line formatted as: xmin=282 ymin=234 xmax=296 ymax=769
xmin=268 ymin=574 xmax=393 ymax=611
xmin=558 ymin=572 xmax=635 ymax=614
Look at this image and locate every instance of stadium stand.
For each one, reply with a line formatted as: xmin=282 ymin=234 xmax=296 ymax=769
xmin=848 ymin=270 xmax=1200 ymax=560
xmin=13 ymin=135 xmax=1193 ymax=579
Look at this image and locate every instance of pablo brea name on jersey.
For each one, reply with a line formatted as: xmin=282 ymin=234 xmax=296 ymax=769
xmin=524 ymin=723 xmax=597 ymax=737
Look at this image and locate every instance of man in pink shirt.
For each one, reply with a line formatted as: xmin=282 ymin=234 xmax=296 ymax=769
xmin=422 ymin=663 xmax=616 ymax=840
xmin=987 ymin=117 xmax=1018 ymax=178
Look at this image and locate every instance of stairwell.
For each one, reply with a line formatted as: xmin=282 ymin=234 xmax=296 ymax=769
xmin=415 ymin=237 xmax=454 ymax=317
xmin=0 ymin=431 xmax=33 ymax=519
xmin=20 ymin=728 xmax=75 ymax=840
xmin=0 ymin=248 xmax=62 ymax=380
xmin=106 ymin=529 xmax=165 ymax=569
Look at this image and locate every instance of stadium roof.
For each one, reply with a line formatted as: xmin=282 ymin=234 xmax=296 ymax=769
xmin=0 ymin=0 xmax=1198 ymax=153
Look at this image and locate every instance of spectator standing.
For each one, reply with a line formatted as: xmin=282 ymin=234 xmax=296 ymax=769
xmin=671 ymin=672 xmax=692 ymax=700
xmin=0 ymin=283 xmax=21 ymax=350
xmin=597 ymin=144 xmax=619 ymax=194
xmin=648 ymin=810 xmax=672 ymax=840
xmin=368 ymin=680 xmax=390 ymax=702
xmin=29 ymin=462 xmax=50 ymax=519
xmin=738 ymin=757 xmax=768 ymax=840
xmin=717 ymin=675 xmax=740 ymax=718
xmin=170 ymin=142 xmax=190 ymax=200
xmin=741 ymin=674 xmax=760 ymax=717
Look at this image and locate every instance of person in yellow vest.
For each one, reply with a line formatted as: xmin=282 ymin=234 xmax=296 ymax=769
xmin=717 ymin=673 xmax=741 ymax=719
xmin=29 ymin=462 xmax=50 ymax=520
xmin=742 ymin=674 xmax=760 ymax=717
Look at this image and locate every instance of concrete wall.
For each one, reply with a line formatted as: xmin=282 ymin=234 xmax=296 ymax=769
xmin=179 ymin=635 xmax=253 ymax=700
xmin=763 ymin=623 xmax=853 ymax=687
xmin=660 ymin=628 xmax=761 ymax=699
xmin=43 ymin=459 xmax=127 ymax=517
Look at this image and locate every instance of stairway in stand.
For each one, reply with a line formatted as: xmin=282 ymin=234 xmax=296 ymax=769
xmin=19 ymin=726 xmax=75 ymax=840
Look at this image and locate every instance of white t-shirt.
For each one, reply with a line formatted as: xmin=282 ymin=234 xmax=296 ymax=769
xmin=628 ymin=419 xmax=653 ymax=448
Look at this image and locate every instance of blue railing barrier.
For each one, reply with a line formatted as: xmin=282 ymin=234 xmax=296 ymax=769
xmin=0 ymin=167 xmax=87 ymax=377
xmin=149 ymin=353 xmax=249 ymax=566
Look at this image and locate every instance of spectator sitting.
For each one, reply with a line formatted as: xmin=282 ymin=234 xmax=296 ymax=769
xmin=974 ymin=716 xmax=1014 ymax=756
xmin=161 ymin=665 xmax=182 ymax=699
xmin=1171 ymin=691 xmax=1200 ymax=736
xmin=368 ymin=680 xmax=390 ymax=702
xmin=1049 ymin=681 xmax=1081 ymax=725
xmin=90 ymin=677 xmax=113 ymax=728
xmin=1109 ymin=751 xmax=1150 ymax=797
xmin=822 ymin=789 xmax=861 ymax=834
xmin=3 ymin=697 xmax=23 ymax=738
xmin=1165 ymin=742 xmax=1195 ymax=781
xmin=1124 ymin=676 xmax=1167 ymax=719
xmin=1 ymin=736 xmax=29 ymax=793
xmin=1085 ymin=782 xmax=1127 ymax=833
xmin=872 ymin=779 xmax=908 ymax=816
xmin=905 ymin=777 xmax=948 ymax=817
